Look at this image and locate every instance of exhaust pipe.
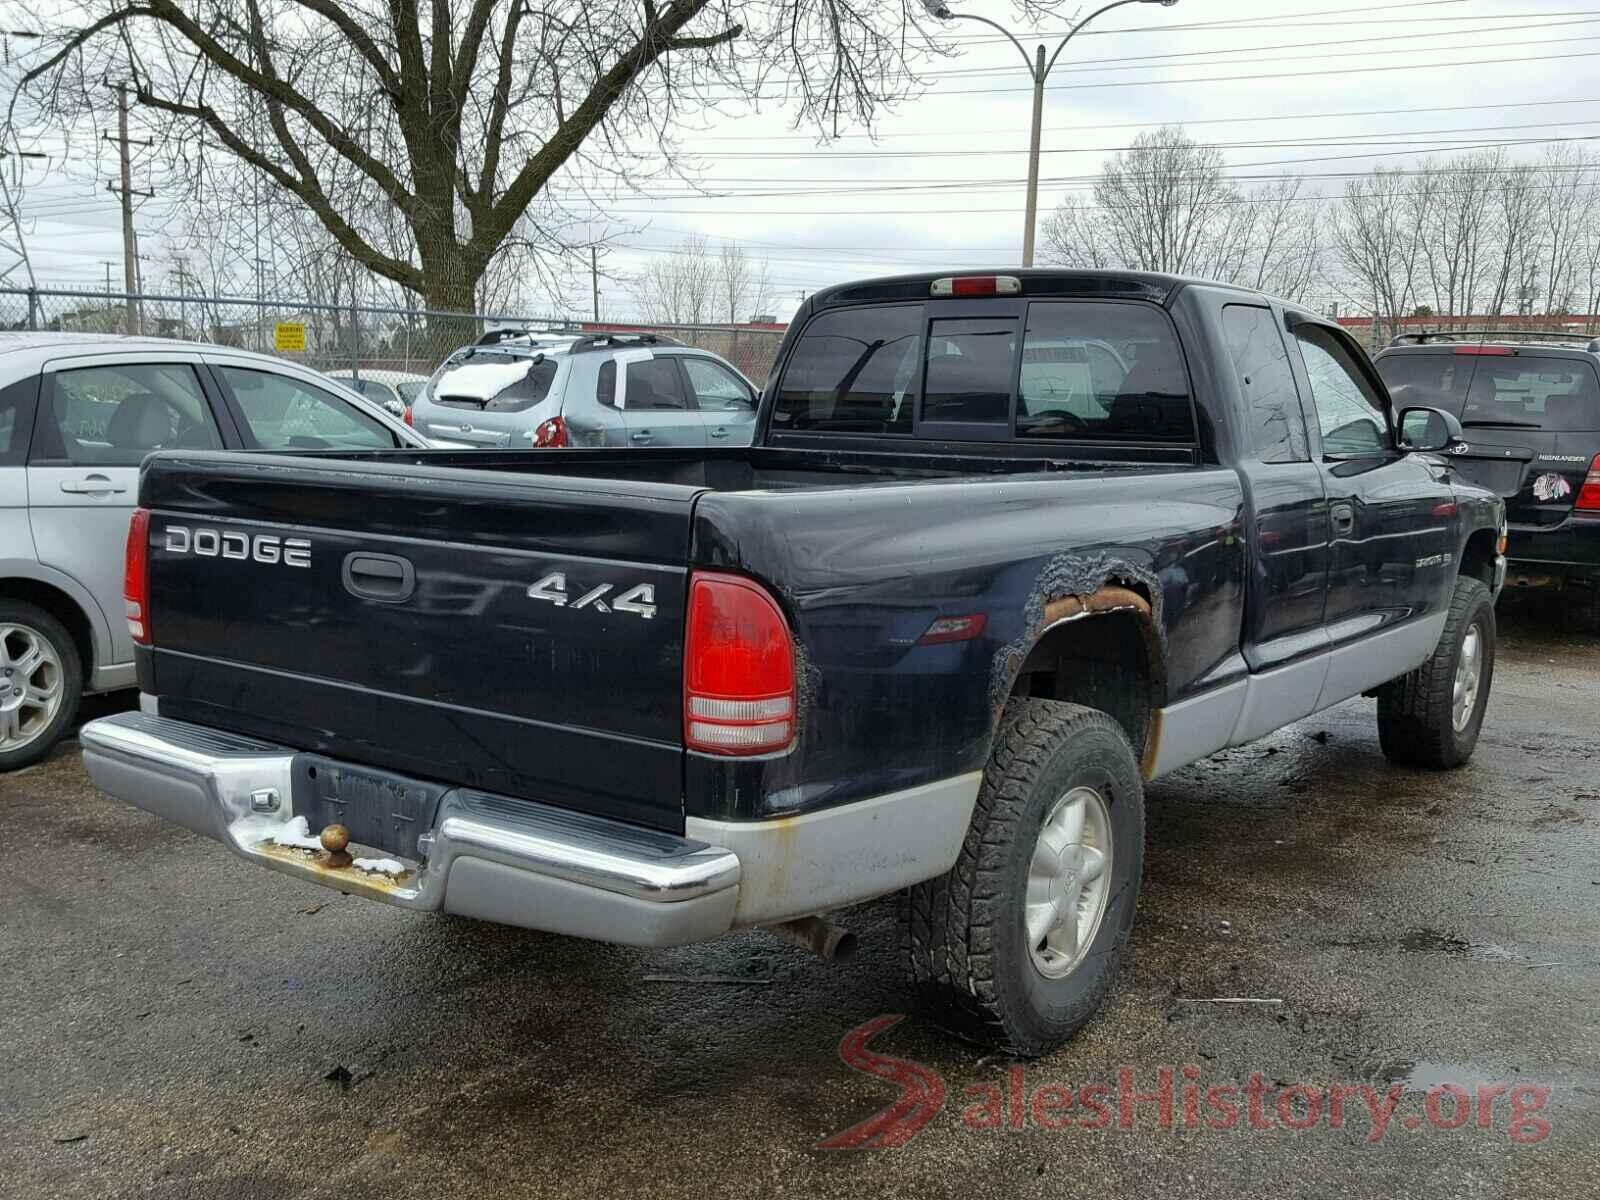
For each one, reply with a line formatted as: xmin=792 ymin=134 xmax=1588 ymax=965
xmin=765 ymin=916 xmax=857 ymax=962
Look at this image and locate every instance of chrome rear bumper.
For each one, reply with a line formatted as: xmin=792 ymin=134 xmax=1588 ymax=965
xmin=80 ymin=711 xmax=741 ymax=946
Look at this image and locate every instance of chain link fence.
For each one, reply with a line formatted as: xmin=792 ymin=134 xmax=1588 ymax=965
xmin=0 ymin=287 xmax=787 ymax=385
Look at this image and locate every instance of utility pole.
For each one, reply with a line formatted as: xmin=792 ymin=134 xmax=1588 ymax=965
xmin=104 ymin=83 xmax=152 ymax=335
xmin=590 ymin=247 xmax=600 ymax=322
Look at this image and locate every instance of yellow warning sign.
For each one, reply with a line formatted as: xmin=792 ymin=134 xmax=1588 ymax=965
xmin=274 ymin=321 xmax=307 ymax=352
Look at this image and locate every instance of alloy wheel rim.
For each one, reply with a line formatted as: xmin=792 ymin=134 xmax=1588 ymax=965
xmin=1025 ymin=785 xmax=1114 ymax=979
xmin=1452 ymin=623 xmax=1483 ymax=733
xmin=0 ymin=624 xmax=65 ymax=753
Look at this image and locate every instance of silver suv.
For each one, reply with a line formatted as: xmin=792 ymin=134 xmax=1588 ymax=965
xmin=409 ymin=331 xmax=760 ymax=449
xmin=0 ymin=333 xmax=426 ymax=769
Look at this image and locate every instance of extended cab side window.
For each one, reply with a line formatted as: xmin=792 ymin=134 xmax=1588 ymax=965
xmin=1293 ymin=326 xmax=1391 ymax=457
xmin=1222 ymin=304 xmax=1308 ymax=463
xmin=771 ymin=304 xmax=921 ymax=435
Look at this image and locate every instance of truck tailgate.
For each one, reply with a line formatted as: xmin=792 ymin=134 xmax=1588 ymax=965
xmin=139 ymin=453 xmax=699 ymax=832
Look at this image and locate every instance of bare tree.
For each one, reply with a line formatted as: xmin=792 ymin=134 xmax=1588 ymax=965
xmin=631 ymin=233 xmax=716 ymax=324
xmin=1537 ymin=144 xmax=1600 ymax=316
xmin=1091 ymin=127 xmax=1232 ymax=275
xmin=1330 ymin=167 xmax=1430 ymax=345
xmin=1041 ymin=128 xmax=1320 ymax=302
xmin=14 ymin=0 xmax=1000 ymax=330
xmin=1486 ymin=162 xmax=1544 ymax=318
xmin=1040 ymin=196 xmax=1115 ymax=270
xmin=1412 ymin=151 xmax=1498 ymax=322
xmin=715 ymin=240 xmax=771 ymax=322
xmin=1244 ymin=175 xmax=1322 ymax=300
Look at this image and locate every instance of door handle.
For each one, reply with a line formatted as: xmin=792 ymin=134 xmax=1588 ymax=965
xmin=1330 ymin=501 xmax=1356 ymax=536
xmin=630 ymin=431 xmax=654 ymax=443
xmin=708 ymin=427 xmax=729 ymax=439
xmin=59 ymin=475 xmax=127 ymax=495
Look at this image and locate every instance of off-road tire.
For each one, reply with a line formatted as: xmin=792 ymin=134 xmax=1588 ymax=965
xmin=901 ymin=699 xmax=1144 ymax=1057
xmin=0 ymin=601 xmax=84 ymax=772
xmin=1376 ymin=575 xmax=1495 ymax=769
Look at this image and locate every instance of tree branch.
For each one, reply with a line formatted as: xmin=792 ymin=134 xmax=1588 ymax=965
xmin=142 ymin=0 xmax=416 ymax=213
xmin=133 ymin=86 xmax=421 ymax=291
xmin=283 ymin=0 xmax=401 ymax=96
xmin=480 ymin=0 xmax=732 ymax=249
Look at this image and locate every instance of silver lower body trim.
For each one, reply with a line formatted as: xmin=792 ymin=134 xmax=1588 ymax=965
xmin=79 ymin=712 xmax=983 ymax=944
xmin=1147 ymin=609 xmax=1449 ymax=778
xmin=687 ymin=772 xmax=983 ymax=927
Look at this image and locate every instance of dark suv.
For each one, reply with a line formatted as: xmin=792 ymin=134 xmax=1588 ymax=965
xmin=1376 ymin=332 xmax=1600 ymax=615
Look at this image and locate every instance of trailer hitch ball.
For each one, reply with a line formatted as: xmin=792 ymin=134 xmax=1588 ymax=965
xmin=319 ymin=823 xmax=354 ymax=869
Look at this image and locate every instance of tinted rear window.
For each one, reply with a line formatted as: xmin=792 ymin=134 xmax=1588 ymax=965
xmin=1376 ymin=353 xmax=1473 ymax=413
xmin=1378 ymin=351 xmax=1600 ymax=431
xmin=1017 ymin=302 xmax=1194 ymax=443
xmin=1464 ymin=358 xmax=1600 ymax=431
xmin=770 ymin=304 xmax=920 ymax=434
xmin=772 ymin=299 xmax=1194 ymax=443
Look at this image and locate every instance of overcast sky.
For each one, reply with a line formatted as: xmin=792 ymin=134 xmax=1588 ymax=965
xmin=2 ymin=0 xmax=1593 ymax=320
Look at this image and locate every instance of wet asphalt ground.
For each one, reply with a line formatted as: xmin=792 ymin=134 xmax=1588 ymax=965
xmin=2 ymin=595 xmax=1598 ymax=1199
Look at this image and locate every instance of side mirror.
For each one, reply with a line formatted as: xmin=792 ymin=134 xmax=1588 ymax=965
xmin=382 ymin=399 xmax=406 ymax=419
xmin=1397 ymin=405 xmax=1463 ymax=453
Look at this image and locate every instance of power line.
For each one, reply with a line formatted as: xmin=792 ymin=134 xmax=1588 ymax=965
xmin=887 ymin=23 xmax=1600 ymax=81
xmin=682 ymin=48 xmax=1600 ymax=103
xmin=689 ymin=97 xmax=1600 ymax=145
xmin=683 ymin=121 xmax=1600 ymax=161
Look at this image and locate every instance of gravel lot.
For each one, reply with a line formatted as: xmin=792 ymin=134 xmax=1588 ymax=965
xmin=3 ymin=596 xmax=1597 ymax=1199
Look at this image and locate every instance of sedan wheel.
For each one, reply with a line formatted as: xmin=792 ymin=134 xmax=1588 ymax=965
xmin=0 ymin=622 xmax=65 ymax=753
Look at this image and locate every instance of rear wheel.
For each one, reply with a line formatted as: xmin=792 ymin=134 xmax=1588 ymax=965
xmin=901 ymin=700 xmax=1144 ymax=1057
xmin=1376 ymin=576 xmax=1495 ymax=769
xmin=0 ymin=602 xmax=83 ymax=772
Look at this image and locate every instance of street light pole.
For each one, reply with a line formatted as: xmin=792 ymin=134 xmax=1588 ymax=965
xmin=923 ymin=0 xmax=1179 ymax=267
xmin=1022 ymin=43 xmax=1046 ymax=267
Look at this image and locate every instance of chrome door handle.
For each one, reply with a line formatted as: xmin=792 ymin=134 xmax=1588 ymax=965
xmin=630 ymin=431 xmax=653 ymax=443
xmin=708 ymin=428 xmax=729 ymax=439
xmin=59 ymin=476 xmax=127 ymax=495
xmin=1330 ymin=501 xmax=1355 ymax=535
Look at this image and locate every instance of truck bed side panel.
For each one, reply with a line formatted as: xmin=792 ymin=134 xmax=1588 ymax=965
xmin=686 ymin=467 xmax=1247 ymax=821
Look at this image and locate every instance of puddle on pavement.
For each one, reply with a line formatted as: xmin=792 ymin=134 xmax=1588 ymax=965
xmin=1386 ymin=1060 xmax=1498 ymax=1091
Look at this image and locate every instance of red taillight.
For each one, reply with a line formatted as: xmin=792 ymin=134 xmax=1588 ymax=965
xmin=1453 ymin=345 xmax=1516 ymax=356
xmin=930 ymin=275 xmax=1021 ymax=297
xmin=1577 ymin=455 xmax=1600 ymax=511
xmin=402 ymin=406 xmax=413 ymax=426
xmin=124 ymin=507 xmax=151 ymax=645
xmin=684 ymin=572 xmax=795 ymax=756
xmin=532 ymin=415 xmax=568 ymax=447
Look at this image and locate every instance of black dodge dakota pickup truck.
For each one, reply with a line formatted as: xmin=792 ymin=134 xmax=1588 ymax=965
xmin=82 ymin=270 xmax=1506 ymax=1055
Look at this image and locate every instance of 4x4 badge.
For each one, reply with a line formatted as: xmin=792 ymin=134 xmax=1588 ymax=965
xmin=527 ymin=572 xmax=656 ymax=619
